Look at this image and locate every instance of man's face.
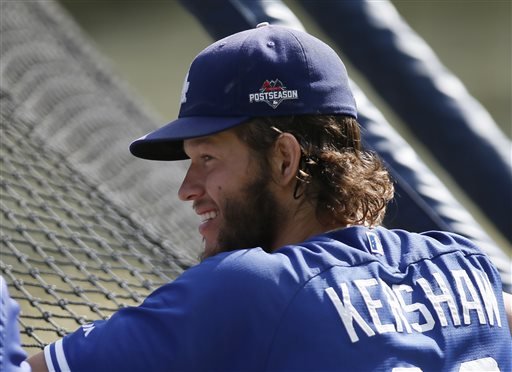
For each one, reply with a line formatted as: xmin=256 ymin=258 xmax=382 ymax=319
xmin=179 ymin=130 xmax=281 ymax=259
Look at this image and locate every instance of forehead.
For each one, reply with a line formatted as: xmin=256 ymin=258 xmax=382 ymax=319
xmin=183 ymin=129 xmax=246 ymax=154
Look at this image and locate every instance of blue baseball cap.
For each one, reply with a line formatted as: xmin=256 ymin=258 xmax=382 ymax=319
xmin=130 ymin=23 xmax=357 ymax=160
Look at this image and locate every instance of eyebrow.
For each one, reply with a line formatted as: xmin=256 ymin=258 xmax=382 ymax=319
xmin=183 ymin=136 xmax=215 ymax=156
xmin=185 ymin=137 xmax=213 ymax=146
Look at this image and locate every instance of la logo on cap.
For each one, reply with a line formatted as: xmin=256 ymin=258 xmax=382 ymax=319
xmin=249 ymin=79 xmax=299 ymax=109
xmin=180 ymin=73 xmax=190 ymax=104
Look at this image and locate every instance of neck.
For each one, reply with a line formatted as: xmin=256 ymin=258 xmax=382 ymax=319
xmin=270 ymin=202 xmax=342 ymax=251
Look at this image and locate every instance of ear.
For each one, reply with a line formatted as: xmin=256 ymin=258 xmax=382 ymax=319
xmin=271 ymin=133 xmax=301 ymax=187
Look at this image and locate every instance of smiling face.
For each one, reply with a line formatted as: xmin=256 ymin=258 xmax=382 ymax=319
xmin=178 ymin=129 xmax=282 ymax=259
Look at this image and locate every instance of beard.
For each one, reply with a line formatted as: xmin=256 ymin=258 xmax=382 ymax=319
xmin=201 ymin=170 xmax=282 ymax=260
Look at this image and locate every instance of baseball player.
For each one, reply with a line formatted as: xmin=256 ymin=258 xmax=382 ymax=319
xmin=28 ymin=24 xmax=511 ymax=372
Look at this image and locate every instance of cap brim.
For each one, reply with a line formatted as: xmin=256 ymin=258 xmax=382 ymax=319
xmin=130 ymin=116 xmax=250 ymax=160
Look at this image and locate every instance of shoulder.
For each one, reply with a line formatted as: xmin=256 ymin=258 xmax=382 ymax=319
xmin=372 ymin=227 xmax=486 ymax=257
xmin=145 ymin=248 xmax=288 ymax=307
xmin=180 ymin=248 xmax=293 ymax=293
xmin=189 ymin=248 xmax=280 ymax=277
xmin=369 ymin=227 xmax=480 ymax=249
xmin=146 ymin=245 xmax=326 ymax=314
xmin=318 ymin=226 xmax=494 ymax=272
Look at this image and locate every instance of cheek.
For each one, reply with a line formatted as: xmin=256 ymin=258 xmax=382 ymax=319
xmin=205 ymin=166 xmax=249 ymax=201
xmin=204 ymin=178 xmax=224 ymax=200
xmin=206 ymin=169 xmax=236 ymax=195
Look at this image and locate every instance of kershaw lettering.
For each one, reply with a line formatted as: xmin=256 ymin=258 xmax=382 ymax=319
xmin=326 ymin=269 xmax=501 ymax=343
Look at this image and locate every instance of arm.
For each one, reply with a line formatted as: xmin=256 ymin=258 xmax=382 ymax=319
xmin=504 ymin=291 xmax=512 ymax=334
xmin=27 ymin=351 xmax=49 ymax=372
xmin=22 ymin=258 xmax=234 ymax=371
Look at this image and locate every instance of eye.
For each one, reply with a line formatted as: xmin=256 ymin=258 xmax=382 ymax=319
xmin=200 ymin=154 xmax=214 ymax=163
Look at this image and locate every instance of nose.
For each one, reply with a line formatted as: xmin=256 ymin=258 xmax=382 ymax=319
xmin=178 ymin=164 xmax=204 ymax=201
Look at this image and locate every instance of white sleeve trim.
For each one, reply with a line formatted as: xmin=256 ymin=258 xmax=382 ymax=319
xmin=55 ymin=338 xmax=71 ymax=372
xmin=44 ymin=340 xmax=72 ymax=372
xmin=43 ymin=344 xmax=56 ymax=372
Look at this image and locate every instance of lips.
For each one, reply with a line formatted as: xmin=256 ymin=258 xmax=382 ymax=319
xmin=199 ymin=210 xmax=218 ymax=222
xmin=193 ymin=205 xmax=218 ymax=240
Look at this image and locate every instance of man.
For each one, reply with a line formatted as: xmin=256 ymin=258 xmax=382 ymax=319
xmin=28 ymin=24 xmax=511 ymax=372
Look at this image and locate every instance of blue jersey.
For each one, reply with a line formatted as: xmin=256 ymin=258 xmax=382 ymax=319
xmin=45 ymin=227 xmax=511 ymax=371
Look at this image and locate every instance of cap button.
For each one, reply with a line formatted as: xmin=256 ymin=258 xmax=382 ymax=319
xmin=256 ymin=22 xmax=270 ymax=28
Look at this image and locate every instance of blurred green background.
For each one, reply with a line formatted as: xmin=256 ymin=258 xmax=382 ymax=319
xmin=56 ymin=0 xmax=511 ymax=249
xmin=56 ymin=0 xmax=510 ymax=135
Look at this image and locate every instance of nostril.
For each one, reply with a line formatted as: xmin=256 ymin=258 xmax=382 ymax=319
xmin=178 ymin=175 xmax=204 ymax=202
xmin=178 ymin=184 xmax=195 ymax=201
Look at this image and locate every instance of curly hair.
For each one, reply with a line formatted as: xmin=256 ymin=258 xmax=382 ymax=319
xmin=233 ymin=115 xmax=394 ymax=227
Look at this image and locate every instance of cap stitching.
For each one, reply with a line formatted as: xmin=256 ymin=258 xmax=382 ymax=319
xmin=236 ymin=30 xmax=258 ymax=115
xmin=286 ymin=29 xmax=312 ymax=99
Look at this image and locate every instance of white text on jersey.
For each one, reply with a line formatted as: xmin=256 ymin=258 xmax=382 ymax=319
xmin=325 ymin=269 xmax=501 ymax=343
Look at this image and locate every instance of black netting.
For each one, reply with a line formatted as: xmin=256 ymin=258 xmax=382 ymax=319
xmin=0 ymin=1 xmax=205 ymax=354
xmin=1 ymin=94 xmax=190 ymax=352
xmin=0 ymin=0 xmax=201 ymax=263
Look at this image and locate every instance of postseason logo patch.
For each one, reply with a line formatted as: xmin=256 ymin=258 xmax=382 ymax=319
xmin=249 ymin=79 xmax=298 ymax=109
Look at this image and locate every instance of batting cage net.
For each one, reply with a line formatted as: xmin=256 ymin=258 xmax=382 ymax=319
xmin=1 ymin=0 xmax=199 ymax=354
xmin=1 ymin=93 xmax=192 ymax=353
xmin=0 ymin=90 xmax=198 ymax=352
